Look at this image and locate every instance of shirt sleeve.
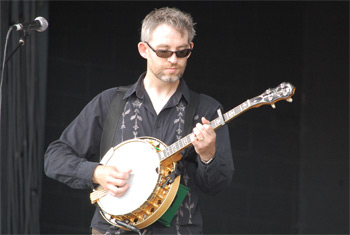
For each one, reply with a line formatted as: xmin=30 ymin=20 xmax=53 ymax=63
xmin=193 ymin=95 xmax=235 ymax=195
xmin=44 ymin=88 xmax=116 ymax=189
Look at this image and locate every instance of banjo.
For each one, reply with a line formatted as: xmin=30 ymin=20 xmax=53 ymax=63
xmin=90 ymin=82 xmax=296 ymax=230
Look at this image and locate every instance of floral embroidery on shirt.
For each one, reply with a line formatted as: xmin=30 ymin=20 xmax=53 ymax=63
xmin=130 ymin=98 xmax=143 ymax=138
xmin=174 ymin=101 xmax=185 ymax=140
xmin=120 ymin=101 xmax=131 ymax=142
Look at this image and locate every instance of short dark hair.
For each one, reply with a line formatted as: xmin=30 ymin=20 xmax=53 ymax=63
xmin=141 ymin=7 xmax=196 ymax=43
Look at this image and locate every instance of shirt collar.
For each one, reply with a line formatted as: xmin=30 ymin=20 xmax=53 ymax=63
xmin=123 ymin=72 xmax=191 ymax=105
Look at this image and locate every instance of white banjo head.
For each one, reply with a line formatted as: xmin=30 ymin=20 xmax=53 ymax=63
xmin=97 ymin=139 xmax=160 ymax=215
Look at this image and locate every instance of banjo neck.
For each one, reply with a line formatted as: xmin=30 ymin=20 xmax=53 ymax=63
xmin=158 ymin=82 xmax=295 ymax=162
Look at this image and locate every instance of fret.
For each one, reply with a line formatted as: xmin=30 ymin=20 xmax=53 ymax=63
xmin=235 ymin=106 xmax=241 ymax=115
xmin=179 ymin=139 xmax=184 ymax=148
xmin=158 ymin=151 xmax=164 ymax=161
xmin=183 ymin=135 xmax=188 ymax=145
xmin=241 ymin=101 xmax=248 ymax=110
xmin=175 ymin=142 xmax=180 ymax=151
xmin=210 ymin=118 xmax=217 ymax=129
xmin=184 ymin=135 xmax=190 ymax=145
xmin=224 ymin=113 xmax=229 ymax=121
xmin=166 ymin=149 xmax=171 ymax=157
xmin=176 ymin=141 xmax=180 ymax=150
xmin=216 ymin=118 xmax=221 ymax=127
xmin=233 ymin=107 xmax=238 ymax=115
xmin=229 ymin=108 xmax=235 ymax=118
xmin=168 ymin=145 xmax=173 ymax=154
xmin=209 ymin=120 xmax=214 ymax=128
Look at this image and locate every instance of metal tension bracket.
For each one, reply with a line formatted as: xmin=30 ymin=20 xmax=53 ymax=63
xmin=217 ymin=109 xmax=225 ymax=126
xmin=161 ymin=171 xmax=176 ymax=188
xmin=161 ymin=161 xmax=184 ymax=188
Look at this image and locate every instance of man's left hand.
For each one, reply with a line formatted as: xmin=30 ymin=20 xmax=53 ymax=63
xmin=191 ymin=117 xmax=216 ymax=162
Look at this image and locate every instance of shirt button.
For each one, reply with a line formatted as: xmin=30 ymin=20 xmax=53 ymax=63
xmin=156 ymin=124 xmax=160 ymax=129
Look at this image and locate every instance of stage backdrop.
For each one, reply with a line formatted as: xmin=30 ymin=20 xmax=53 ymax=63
xmin=39 ymin=1 xmax=348 ymax=234
xmin=0 ymin=1 xmax=48 ymax=234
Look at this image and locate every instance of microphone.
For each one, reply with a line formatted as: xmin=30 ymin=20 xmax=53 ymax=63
xmin=12 ymin=16 xmax=48 ymax=32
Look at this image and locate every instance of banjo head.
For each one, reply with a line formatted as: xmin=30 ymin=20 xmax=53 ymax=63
xmin=97 ymin=138 xmax=161 ymax=215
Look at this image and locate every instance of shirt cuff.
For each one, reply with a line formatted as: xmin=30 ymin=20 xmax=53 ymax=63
xmin=198 ymin=155 xmax=217 ymax=169
xmin=76 ymin=161 xmax=100 ymax=189
xmin=200 ymin=156 xmax=214 ymax=165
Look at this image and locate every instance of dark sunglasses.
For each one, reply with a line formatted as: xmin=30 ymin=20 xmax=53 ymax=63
xmin=145 ymin=42 xmax=192 ymax=58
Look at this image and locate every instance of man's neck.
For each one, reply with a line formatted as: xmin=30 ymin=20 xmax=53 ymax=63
xmin=143 ymin=73 xmax=180 ymax=114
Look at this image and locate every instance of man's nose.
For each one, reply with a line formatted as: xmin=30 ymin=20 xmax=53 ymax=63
xmin=167 ymin=52 xmax=178 ymax=63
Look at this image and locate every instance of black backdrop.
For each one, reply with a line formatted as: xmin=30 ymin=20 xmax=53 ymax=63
xmin=0 ymin=1 xmax=48 ymax=234
xmin=39 ymin=1 xmax=348 ymax=234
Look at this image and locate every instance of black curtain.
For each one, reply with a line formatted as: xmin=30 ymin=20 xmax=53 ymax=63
xmin=0 ymin=1 xmax=48 ymax=233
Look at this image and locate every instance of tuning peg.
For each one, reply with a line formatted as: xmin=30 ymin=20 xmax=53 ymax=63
xmin=287 ymin=98 xmax=293 ymax=103
xmin=271 ymin=104 xmax=276 ymax=109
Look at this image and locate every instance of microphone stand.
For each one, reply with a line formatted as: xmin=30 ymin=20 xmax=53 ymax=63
xmin=0 ymin=28 xmax=30 ymax=157
xmin=0 ymin=27 xmax=31 ymax=234
xmin=4 ymin=30 xmax=30 ymax=65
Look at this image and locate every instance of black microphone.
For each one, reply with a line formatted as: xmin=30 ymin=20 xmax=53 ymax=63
xmin=12 ymin=16 xmax=48 ymax=32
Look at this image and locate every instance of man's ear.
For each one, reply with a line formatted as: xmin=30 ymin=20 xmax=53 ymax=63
xmin=188 ymin=42 xmax=194 ymax=58
xmin=190 ymin=42 xmax=194 ymax=50
xmin=138 ymin=42 xmax=148 ymax=59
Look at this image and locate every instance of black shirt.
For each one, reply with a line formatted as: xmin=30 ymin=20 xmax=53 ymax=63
xmin=44 ymin=73 xmax=234 ymax=234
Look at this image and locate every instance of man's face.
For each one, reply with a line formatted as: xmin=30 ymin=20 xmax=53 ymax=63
xmin=145 ymin=24 xmax=193 ymax=83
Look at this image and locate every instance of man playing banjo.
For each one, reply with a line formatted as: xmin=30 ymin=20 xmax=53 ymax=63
xmin=45 ymin=7 xmax=234 ymax=234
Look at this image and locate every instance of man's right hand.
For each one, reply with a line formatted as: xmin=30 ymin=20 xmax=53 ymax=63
xmin=92 ymin=165 xmax=132 ymax=197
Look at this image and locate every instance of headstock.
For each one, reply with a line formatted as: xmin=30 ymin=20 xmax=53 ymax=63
xmin=249 ymin=82 xmax=296 ymax=109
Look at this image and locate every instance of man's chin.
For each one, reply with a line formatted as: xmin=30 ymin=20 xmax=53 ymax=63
xmin=159 ymin=75 xmax=181 ymax=83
